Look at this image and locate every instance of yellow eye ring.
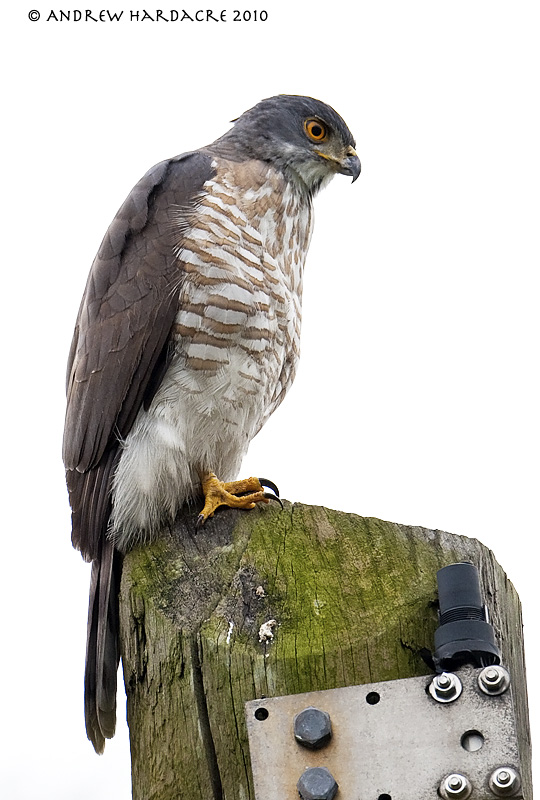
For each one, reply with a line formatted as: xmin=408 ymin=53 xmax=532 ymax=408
xmin=304 ymin=118 xmax=327 ymax=142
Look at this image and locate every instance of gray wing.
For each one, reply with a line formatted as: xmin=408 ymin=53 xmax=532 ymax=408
xmin=64 ymin=150 xmax=216 ymax=753
xmin=63 ymin=150 xmax=215 ymax=560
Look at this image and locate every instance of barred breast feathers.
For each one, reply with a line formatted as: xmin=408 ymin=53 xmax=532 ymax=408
xmin=171 ymin=158 xmax=312 ymax=378
xmin=109 ymin=158 xmax=314 ymax=547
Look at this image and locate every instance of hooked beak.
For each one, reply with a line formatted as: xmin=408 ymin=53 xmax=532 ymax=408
xmin=338 ymin=146 xmax=361 ymax=182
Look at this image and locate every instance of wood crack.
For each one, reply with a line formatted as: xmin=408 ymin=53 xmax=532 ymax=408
xmin=190 ymin=634 xmax=223 ymax=800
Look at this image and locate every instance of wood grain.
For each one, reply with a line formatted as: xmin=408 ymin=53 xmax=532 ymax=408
xmin=119 ymin=502 xmax=531 ymax=799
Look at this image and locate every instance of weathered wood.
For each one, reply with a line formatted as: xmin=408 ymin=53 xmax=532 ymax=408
xmin=119 ymin=502 xmax=532 ymax=799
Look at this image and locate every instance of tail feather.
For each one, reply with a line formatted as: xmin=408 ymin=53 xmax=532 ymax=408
xmin=84 ymin=537 xmax=123 ymax=753
xmin=67 ymin=448 xmax=122 ymax=752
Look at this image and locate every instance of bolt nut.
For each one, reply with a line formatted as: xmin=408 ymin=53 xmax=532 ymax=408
xmin=297 ymin=767 xmax=338 ymax=800
xmin=439 ymin=773 xmax=472 ymax=799
xmin=478 ymin=665 xmax=511 ymax=696
xmin=293 ymin=706 xmax=332 ymax=750
xmin=488 ymin=767 xmax=521 ymax=796
xmin=429 ymin=672 xmax=463 ymax=703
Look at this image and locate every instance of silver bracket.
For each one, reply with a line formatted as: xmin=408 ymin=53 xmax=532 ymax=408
xmin=244 ymin=666 xmax=522 ymax=799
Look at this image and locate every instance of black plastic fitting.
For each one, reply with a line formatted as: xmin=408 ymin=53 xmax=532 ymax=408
xmin=432 ymin=562 xmax=501 ymax=671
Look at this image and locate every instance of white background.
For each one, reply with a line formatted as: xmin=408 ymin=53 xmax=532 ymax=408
xmin=1 ymin=1 xmax=538 ymax=797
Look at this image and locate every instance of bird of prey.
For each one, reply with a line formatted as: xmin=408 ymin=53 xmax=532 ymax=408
xmin=63 ymin=94 xmax=360 ymax=753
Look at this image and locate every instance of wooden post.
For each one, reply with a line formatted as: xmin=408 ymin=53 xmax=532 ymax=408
xmin=119 ymin=502 xmax=532 ymax=799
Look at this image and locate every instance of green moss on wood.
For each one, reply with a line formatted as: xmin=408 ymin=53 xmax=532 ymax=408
xmin=120 ymin=502 xmax=531 ymax=800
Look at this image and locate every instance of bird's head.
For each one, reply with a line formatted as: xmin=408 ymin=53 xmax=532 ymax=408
xmin=213 ymin=94 xmax=361 ymax=195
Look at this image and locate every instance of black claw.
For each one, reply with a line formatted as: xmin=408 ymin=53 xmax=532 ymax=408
xmin=259 ymin=478 xmax=280 ymax=497
xmin=263 ymin=492 xmax=284 ymax=510
xmin=196 ymin=514 xmax=206 ymax=530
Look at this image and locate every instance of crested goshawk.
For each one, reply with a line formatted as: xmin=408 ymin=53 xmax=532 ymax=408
xmin=63 ymin=94 xmax=360 ymax=752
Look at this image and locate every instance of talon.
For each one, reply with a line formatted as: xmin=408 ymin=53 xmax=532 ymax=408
xmin=263 ymin=492 xmax=284 ymax=510
xmin=259 ymin=478 xmax=280 ymax=497
xmin=197 ymin=471 xmax=276 ymax=523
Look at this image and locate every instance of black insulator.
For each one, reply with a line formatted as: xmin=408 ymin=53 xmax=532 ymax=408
xmin=432 ymin=562 xmax=501 ymax=671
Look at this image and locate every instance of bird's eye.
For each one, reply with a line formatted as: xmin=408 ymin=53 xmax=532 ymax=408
xmin=304 ymin=119 xmax=327 ymax=142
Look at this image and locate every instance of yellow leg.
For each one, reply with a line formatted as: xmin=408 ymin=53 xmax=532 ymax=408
xmin=197 ymin=472 xmax=280 ymax=527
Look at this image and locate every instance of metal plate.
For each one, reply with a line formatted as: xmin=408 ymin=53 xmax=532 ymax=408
xmin=244 ymin=667 xmax=522 ymax=799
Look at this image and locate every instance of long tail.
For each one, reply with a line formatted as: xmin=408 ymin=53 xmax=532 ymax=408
xmin=84 ymin=536 xmax=123 ymax=753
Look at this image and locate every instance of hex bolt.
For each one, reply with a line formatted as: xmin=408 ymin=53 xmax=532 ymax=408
xmin=429 ymin=672 xmax=463 ymax=703
xmin=488 ymin=766 xmax=521 ymax=796
xmin=297 ymin=767 xmax=338 ymax=800
xmin=439 ymin=773 xmax=473 ymax=799
xmin=478 ymin=665 xmax=511 ymax=696
xmin=293 ymin=706 xmax=332 ymax=750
